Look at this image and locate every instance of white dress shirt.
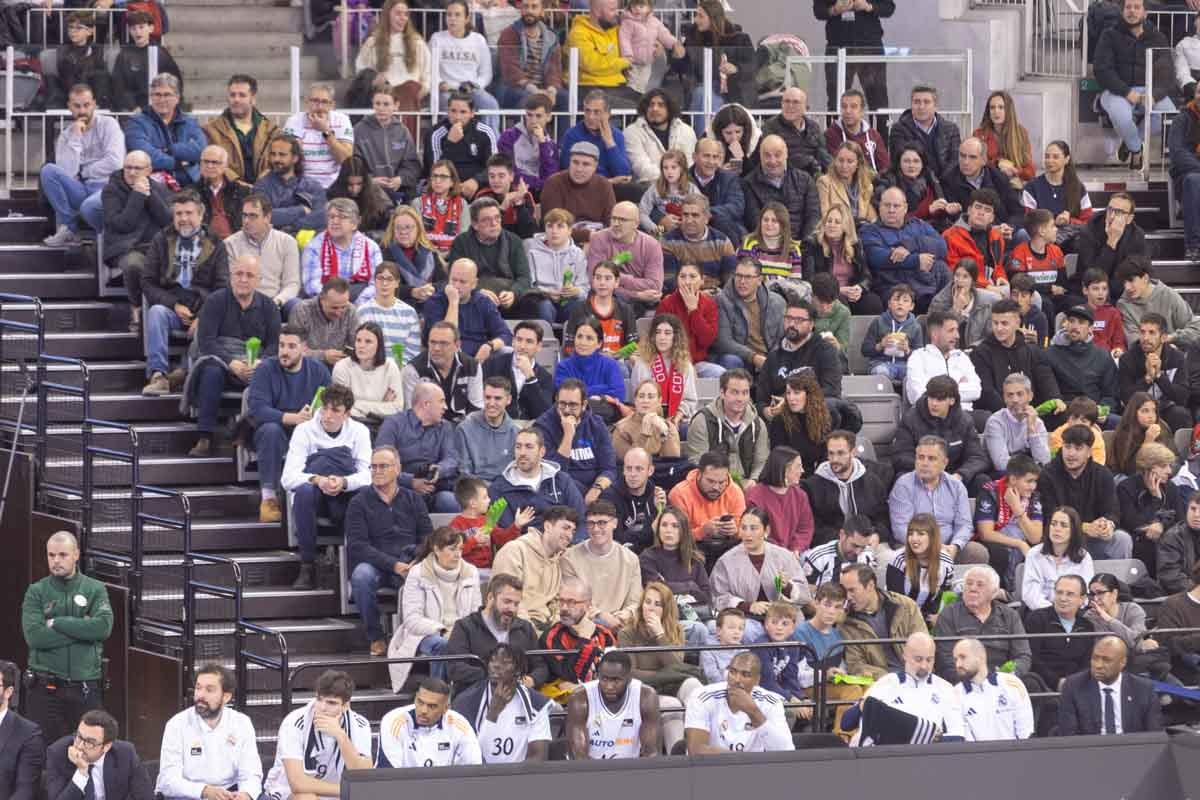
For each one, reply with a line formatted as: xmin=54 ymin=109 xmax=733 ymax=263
xmin=71 ymin=753 xmax=107 ymax=800
xmin=1099 ymin=673 xmax=1124 ymax=735
xmin=157 ymin=706 xmax=263 ymax=799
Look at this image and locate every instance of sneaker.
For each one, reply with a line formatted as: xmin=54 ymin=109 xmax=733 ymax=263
xmin=369 ymin=640 xmax=387 ymax=657
xmin=188 ymin=436 xmax=211 ymax=458
xmin=1129 ymin=149 xmax=1143 ymax=171
xmin=259 ymin=498 xmax=282 ymax=523
xmin=291 ymin=563 xmax=315 ymax=591
xmin=43 ymin=225 xmax=81 ymax=248
xmin=1117 ymin=142 xmax=1129 ymax=163
xmin=142 ymin=372 xmax=169 ymax=396
xmin=1186 ymin=248 xmax=1200 ymax=264
xmin=167 ymin=368 xmax=187 ymax=392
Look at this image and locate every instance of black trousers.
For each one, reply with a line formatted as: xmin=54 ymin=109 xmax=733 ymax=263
xmin=823 ymin=45 xmax=890 ymax=135
xmin=24 ymin=678 xmax=104 ymax=744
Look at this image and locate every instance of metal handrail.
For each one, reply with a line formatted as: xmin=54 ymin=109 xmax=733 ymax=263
xmin=238 ymin=620 xmax=289 ymax=711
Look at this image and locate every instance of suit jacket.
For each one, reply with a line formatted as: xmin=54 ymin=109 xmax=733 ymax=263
xmin=1057 ymin=670 xmax=1162 ymax=736
xmin=481 ymin=351 xmax=554 ymax=421
xmin=0 ymin=711 xmax=43 ymax=800
xmin=46 ymin=736 xmax=153 ymax=800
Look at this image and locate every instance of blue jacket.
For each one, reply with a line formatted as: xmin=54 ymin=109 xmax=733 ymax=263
xmin=375 ymin=410 xmax=459 ymax=490
xmin=558 ymin=122 xmax=632 ymax=178
xmin=124 ymin=107 xmax=206 ymax=186
xmin=690 ymin=164 xmax=747 ymax=243
xmin=246 ymin=356 xmax=331 ymax=427
xmin=553 ymin=350 xmax=625 ymax=400
xmin=755 ymin=642 xmax=808 ymax=700
xmin=488 ymin=460 xmax=588 ymax=533
xmin=532 ymin=406 xmax=616 ymax=491
xmin=345 ymin=483 xmax=434 ymax=572
xmin=422 ymin=289 xmax=512 ymax=357
xmin=860 ymin=218 xmax=950 ymax=298
xmin=252 ymin=171 xmax=328 ymax=232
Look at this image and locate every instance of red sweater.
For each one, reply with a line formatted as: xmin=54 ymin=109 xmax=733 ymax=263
xmin=657 ymin=289 xmax=719 ymax=364
xmin=1090 ymin=303 xmax=1127 ymax=353
xmin=972 ymin=126 xmax=1036 ymax=182
xmin=451 ymin=514 xmax=521 ymax=569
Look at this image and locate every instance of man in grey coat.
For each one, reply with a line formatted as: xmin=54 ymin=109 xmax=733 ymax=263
xmin=713 ymin=257 xmax=785 ymax=373
xmin=456 ymin=376 xmax=518 ymax=483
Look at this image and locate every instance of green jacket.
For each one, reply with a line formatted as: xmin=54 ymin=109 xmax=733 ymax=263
xmin=814 ymin=300 xmax=851 ymax=351
xmin=21 ymin=571 xmax=113 ymax=680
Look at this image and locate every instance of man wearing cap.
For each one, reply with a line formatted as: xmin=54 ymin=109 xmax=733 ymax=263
xmin=1043 ymin=305 xmax=1120 ymax=429
xmin=540 ymin=141 xmax=616 ymax=241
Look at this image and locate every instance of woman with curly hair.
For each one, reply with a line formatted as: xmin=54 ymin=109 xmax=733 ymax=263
xmin=630 ymin=312 xmax=699 ymax=427
xmin=972 ymin=90 xmax=1035 ymax=186
xmin=765 ymin=373 xmax=832 ymax=474
xmin=354 ymin=0 xmax=429 ymax=138
xmin=817 ymin=141 xmax=878 ymax=225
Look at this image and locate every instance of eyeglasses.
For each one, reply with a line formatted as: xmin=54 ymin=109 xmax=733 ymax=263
xmin=1087 ymin=589 xmax=1112 ymax=598
xmin=610 ymin=216 xmax=638 ymax=224
xmin=785 ymin=315 xmax=812 ymax=324
xmin=733 ymin=273 xmax=759 ymax=281
xmin=430 ymin=173 xmax=453 ymax=180
xmin=1105 ymin=206 xmax=1131 ymax=217
xmin=74 ymin=732 xmax=103 ymax=748
xmin=556 ymin=401 xmax=583 ymax=411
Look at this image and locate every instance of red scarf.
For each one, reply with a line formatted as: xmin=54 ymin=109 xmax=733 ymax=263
xmin=992 ymin=476 xmax=1016 ymax=529
xmin=650 ymin=353 xmax=685 ymax=418
xmin=320 ymin=232 xmax=372 ymax=284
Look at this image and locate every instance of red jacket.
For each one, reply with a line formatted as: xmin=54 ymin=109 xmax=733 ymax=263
xmin=657 ymin=289 xmax=719 ymax=364
xmin=942 ymin=222 xmax=1008 ymax=287
xmin=1090 ymin=303 xmax=1128 ymax=354
xmin=451 ymin=514 xmax=520 ymax=569
xmin=1006 ymin=240 xmax=1067 ymax=297
xmin=972 ymin=126 xmax=1036 ymax=182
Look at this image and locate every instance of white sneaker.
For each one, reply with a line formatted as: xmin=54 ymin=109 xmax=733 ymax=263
xmin=43 ymin=225 xmax=81 ymax=248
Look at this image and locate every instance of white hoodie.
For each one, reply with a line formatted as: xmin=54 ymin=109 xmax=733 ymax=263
xmin=280 ymin=411 xmax=373 ymax=493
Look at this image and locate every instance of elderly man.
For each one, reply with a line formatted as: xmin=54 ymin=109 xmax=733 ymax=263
xmin=496 ymin=0 xmax=565 ymax=111
xmin=493 ymin=505 xmax=581 ymax=630
xmin=203 ymin=74 xmax=279 ymax=184
xmin=661 ymin=193 xmax=737 ymax=294
xmin=252 ymin=133 xmax=328 ymax=234
xmin=860 ymin=187 xmax=951 ymax=311
xmin=195 ymin=145 xmax=249 ymax=240
xmin=983 ymin=373 xmax=1052 ymax=473
xmin=933 ymin=565 xmax=1032 ymax=681
xmin=941 ymin=138 xmax=1025 ymax=232
xmin=289 ymin=277 xmax=358 ymax=368
xmin=586 ymin=201 xmax=665 ymax=311
xmin=1026 ymin=575 xmax=1097 ymax=693
xmin=559 ymin=90 xmax=632 ymax=183
xmin=826 ymin=89 xmax=890 ymax=173
xmin=562 ymin=500 xmax=642 ymax=632
xmin=425 ymin=259 xmax=511 ymax=360
xmin=761 ymin=88 xmax=831 ymax=177
xmin=186 ymin=255 xmax=281 ymax=457
xmin=224 ymin=193 xmax=301 ymax=313
xmin=601 ymin=447 xmax=666 ymax=550
xmin=282 ymin=83 xmax=354 ymax=189
xmin=141 ymin=189 xmax=230 ymax=396
xmin=888 ymin=84 xmax=962 ymax=179
xmin=742 ymin=134 xmax=820 ymax=241
xmin=125 ymin=73 xmax=205 ymax=187
xmin=690 ymin=137 xmax=747 ymax=244
xmin=101 ymin=150 xmax=172 ymax=327
xmin=889 ymin=436 xmax=987 ymax=563
xmin=540 ymin=141 xmax=617 ymax=239
xmin=684 ymin=651 xmax=794 ymax=754
xmin=567 ymin=0 xmax=638 ymax=108
xmin=952 ymin=638 xmax=1035 ymax=741
xmin=1059 ymin=634 xmax=1163 ymax=735
xmin=41 ymin=83 xmax=123 ymax=247
xmin=376 ymin=382 xmax=462 ymax=513
xmin=346 ymin=445 xmax=433 ymax=655
xmin=447 ymin=197 xmax=533 ymax=314
xmin=299 ymin=197 xmax=382 ymax=307
xmin=400 ymin=320 xmax=483 ymax=423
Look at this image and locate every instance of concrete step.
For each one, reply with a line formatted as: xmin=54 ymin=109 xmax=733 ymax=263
xmin=43 ymin=331 xmax=142 ymax=360
xmin=167 ymin=5 xmax=303 ymax=33
xmin=167 ymin=34 xmax=303 ymax=59
xmin=178 ymin=55 xmax=319 ymax=81
xmin=89 ymin=516 xmax=288 ymax=554
xmin=141 ymin=584 xmax=340 ymax=621
xmin=42 ymin=301 xmax=127 ymax=333
xmin=18 ymin=360 xmax=147 ymax=393
xmin=0 ymin=215 xmax=52 ymax=243
xmin=0 ymin=272 xmax=95 ymax=299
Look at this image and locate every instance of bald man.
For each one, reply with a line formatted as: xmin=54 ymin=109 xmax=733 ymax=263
xmin=762 ymin=88 xmax=833 ymax=177
xmin=602 ymin=447 xmax=667 ymax=550
xmin=952 ymin=638 xmax=1034 ymax=741
xmin=196 ymin=144 xmax=250 ymax=239
xmin=21 ymin=531 xmax=114 ymax=743
xmin=1058 ymin=635 xmax=1163 ymax=736
xmin=377 ymin=381 xmax=463 ymax=513
xmin=940 ymin=136 xmax=1024 ymax=232
xmin=586 ymin=201 xmax=665 ymax=311
xmin=684 ymin=652 xmax=794 ymax=754
xmin=689 ymin=137 xmax=748 ymax=244
xmin=742 ymin=134 xmax=820 ymax=241
xmin=860 ymin=186 xmax=951 ymax=311
xmin=423 ymin=258 xmax=512 ymax=359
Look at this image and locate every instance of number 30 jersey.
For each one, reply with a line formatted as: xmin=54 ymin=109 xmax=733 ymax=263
xmin=377 ymin=706 xmax=483 ymax=769
xmin=452 ymin=682 xmax=554 ymax=764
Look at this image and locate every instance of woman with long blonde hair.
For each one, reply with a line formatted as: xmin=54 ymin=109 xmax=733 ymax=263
xmin=816 ymin=141 xmax=878 ymax=224
xmin=973 ymin=90 xmax=1034 ymax=185
xmin=379 ymin=204 xmax=446 ymax=311
xmin=630 ymin=312 xmax=698 ymax=427
xmin=802 ymin=204 xmax=881 ymax=315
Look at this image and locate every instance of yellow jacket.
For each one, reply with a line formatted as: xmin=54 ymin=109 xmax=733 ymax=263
xmin=566 ymin=14 xmax=630 ymax=87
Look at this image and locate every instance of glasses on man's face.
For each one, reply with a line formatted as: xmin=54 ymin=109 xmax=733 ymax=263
xmin=74 ymin=732 xmax=103 ymax=749
xmin=733 ymin=273 xmax=759 ymax=282
xmin=1106 ymin=206 xmax=1131 ymax=217
xmin=557 ymin=401 xmax=583 ymax=411
xmin=610 ymin=215 xmax=637 ymax=224
xmin=785 ymin=315 xmax=811 ymax=324
xmin=308 ymin=97 xmax=334 ymax=107
xmin=327 ymin=212 xmax=353 ymax=222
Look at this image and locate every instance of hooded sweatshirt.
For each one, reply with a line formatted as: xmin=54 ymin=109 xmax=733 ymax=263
xmin=969 ymin=334 xmax=1062 ymax=412
xmin=492 ymin=529 xmax=567 ymax=629
xmin=757 ymin=333 xmax=843 ymax=401
xmin=803 ymin=459 xmax=890 ymax=545
xmin=497 ymin=122 xmax=560 ymax=193
xmin=352 ymin=115 xmax=423 ymax=191
xmin=454 ymin=409 xmax=517 ymax=483
xmin=1117 ymin=278 xmax=1200 ymax=348
xmin=532 ymin=407 xmax=617 ymax=492
xmin=824 ymin=118 xmax=891 ymax=174
xmin=862 ymin=309 xmax=924 ymax=369
xmin=1043 ymin=335 xmax=1119 ymax=409
xmin=488 ymin=459 xmax=588 ymax=531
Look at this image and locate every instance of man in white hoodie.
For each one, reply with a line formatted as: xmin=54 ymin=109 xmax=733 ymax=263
xmin=281 ymin=383 xmax=373 ymax=589
xmin=905 ymin=309 xmax=984 ymax=421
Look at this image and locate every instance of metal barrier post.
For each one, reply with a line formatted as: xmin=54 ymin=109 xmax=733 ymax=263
xmin=431 ymin=43 xmax=442 ymax=124
xmin=1144 ymin=48 xmax=1153 ymax=181
xmin=291 ymin=47 xmax=302 ymax=116
xmin=836 ymin=48 xmax=847 ymax=109
xmin=340 ymin=3 xmax=351 ymax=79
xmin=569 ymin=48 xmax=580 ymax=127
xmin=965 ymin=47 xmax=974 ymax=133
xmin=702 ymin=48 xmax=713 ymax=137
xmin=148 ymin=47 xmax=159 ymax=96
xmin=4 ymin=46 xmax=12 ymax=200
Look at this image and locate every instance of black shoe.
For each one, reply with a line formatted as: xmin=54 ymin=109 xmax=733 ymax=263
xmin=1186 ymin=248 xmax=1200 ymax=263
xmin=1118 ymin=142 xmax=1129 ymax=163
xmin=291 ymin=563 xmax=315 ymax=591
xmin=1129 ymin=149 xmax=1143 ymax=171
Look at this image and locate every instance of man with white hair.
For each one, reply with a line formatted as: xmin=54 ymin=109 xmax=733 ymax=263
xmin=941 ymin=137 xmax=1025 ymax=232
xmin=196 ymin=145 xmax=249 ymax=240
xmin=952 ymin=638 xmax=1035 ymax=741
xmin=932 ymin=565 xmax=1032 ymax=682
xmin=300 ymin=197 xmax=383 ymax=306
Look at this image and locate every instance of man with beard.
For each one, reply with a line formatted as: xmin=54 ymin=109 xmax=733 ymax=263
xmin=688 ymin=368 xmax=770 ymax=484
xmin=252 ymin=134 xmax=328 ymax=234
xmin=447 ymin=199 xmax=533 ymax=315
xmin=540 ymin=576 xmax=620 ymax=692
xmin=493 ymin=503 xmax=582 ymax=630
xmin=625 ymin=89 xmax=698 ymax=185
xmin=261 ymin=671 xmax=371 ymax=799
xmin=453 ymin=645 xmax=553 ymax=762
xmin=1117 ymin=311 xmax=1194 ymax=431
xmin=20 ymin=532 xmax=113 ymax=744
xmin=45 ymin=711 xmax=152 ymax=800
xmin=970 ymin=299 xmax=1063 ymax=416
xmin=446 ymin=574 xmax=549 ymax=691
xmin=684 ymin=652 xmax=794 ymax=754
xmin=497 ymin=0 xmax=565 ymax=111
xmin=951 ymin=638 xmax=1035 ymax=741
xmin=602 ymin=447 xmax=667 ymax=550
xmin=534 ymin=379 xmax=618 ymax=500
xmin=203 ymin=74 xmax=279 ymax=185
xmin=667 ymin=450 xmax=746 ymax=566
xmin=757 ymin=298 xmax=841 ymax=406
xmin=490 ymin=430 xmax=588 ymax=532
xmin=565 ymin=650 xmax=660 ymax=759
xmin=1043 ymin=305 xmax=1120 ymax=423
xmin=41 ymin=83 xmax=124 ymax=247
xmin=377 ymin=679 xmax=482 ymax=768
xmin=802 ymin=431 xmax=889 ymax=547
xmin=903 ymin=310 xmax=982 ymax=411
xmin=566 ymin=0 xmax=639 ymax=109
xmin=156 ymin=665 xmax=261 ymax=800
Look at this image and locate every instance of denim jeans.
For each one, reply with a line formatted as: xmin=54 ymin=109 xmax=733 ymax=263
xmin=350 ymin=561 xmax=403 ymax=642
xmin=714 ymin=353 xmax=746 ymax=371
xmin=191 ymin=359 xmax=240 ymax=433
xmin=688 ymin=88 xmax=725 ymax=137
xmin=253 ymin=422 xmax=289 ymax=492
xmin=40 ymin=163 xmax=105 ymax=231
xmin=1182 ymin=173 xmax=1200 ymax=249
xmin=144 ymin=303 xmax=184 ymax=375
xmin=417 ymin=634 xmax=449 ymax=680
xmin=869 ymin=360 xmax=907 ymax=382
xmin=1099 ymin=87 xmax=1175 ymax=153
xmin=694 ymin=361 xmax=726 ymax=379
xmin=291 ymin=481 xmax=353 ymax=562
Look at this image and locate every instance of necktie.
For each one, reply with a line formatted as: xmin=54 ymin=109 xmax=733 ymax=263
xmin=82 ymin=765 xmax=95 ymax=800
xmin=1103 ymin=687 xmax=1116 ymax=735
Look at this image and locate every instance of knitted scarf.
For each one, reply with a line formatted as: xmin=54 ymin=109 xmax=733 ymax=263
xmin=992 ymin=476 xmax=1015 ymax=529
xmin=420 ymin=193 xmax=464 ymax=252
xmin=649 ymin=353 xmax=685 ymax=418
xmin=320 ymin=232 xmax=372 ymax=284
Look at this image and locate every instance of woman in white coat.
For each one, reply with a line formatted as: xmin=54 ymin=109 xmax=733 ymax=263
xmin=389 ymin=526 xmax=482 ymax=691
xmin=709 ymin=507 xmax=811 ymax=641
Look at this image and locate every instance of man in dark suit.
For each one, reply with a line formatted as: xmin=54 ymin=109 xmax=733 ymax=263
xmin=46 ymin=709 xmax=153 ymax=800
xmin=1058 ymin=635 xmax=1163 ymax=736
xmin=0 ymin=660 xmax=43 ymax=800
xmin=482 ymin=320 xmax=553 ymax=420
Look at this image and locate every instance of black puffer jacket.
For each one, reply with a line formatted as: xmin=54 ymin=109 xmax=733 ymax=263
xmin=98 ymin=169 xmax=173 ymax=262
xmin=742 ymin=166 xmax=820 ymax=241
xmin=1072 ymin=211 xmax=1147 ymax=296
xmin=672 ymin=21 xmax=756 ymax=106
xmin=888 ymin=110 xmax=962 ymax=181
xmin=892 ymin=397 xmax=989 ymax=486
xmin=803 ymin=238 xmax=871 ymax=290
xmin=1094 ymin=20 xmax=1173 ymax=102
xmin=940 ymin=164 xmax=1025 ymax=229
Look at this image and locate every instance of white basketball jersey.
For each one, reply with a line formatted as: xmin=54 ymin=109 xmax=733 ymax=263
xmin=583 ymin=678 xmax=644 ymax=759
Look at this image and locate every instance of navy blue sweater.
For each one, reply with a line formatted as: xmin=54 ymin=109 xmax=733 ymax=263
xmin=246 ymin=356 xmax=331 ymax=426
xmin=345 ymin=484 xmax=434 ymax=572
xmin=532 ymin=407 xmax=617 ymax=491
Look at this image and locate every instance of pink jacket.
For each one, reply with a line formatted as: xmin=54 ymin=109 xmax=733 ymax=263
xmin=619 ymin=12 xmax=678 ymax=65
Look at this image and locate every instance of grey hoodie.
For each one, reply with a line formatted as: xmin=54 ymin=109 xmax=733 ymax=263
xmin=684 ymin=395 xmax=770 ymax=481
xmin=1118 ymin=278 xmax=1200 ymax=347
xmin=455 ymin=409 xmax=517 ymax=483
xmin=352 ymin=115 xmax=422 ymax=191
xmin=815 ymin=458 xmax=868 ymax=518
xmin=523 ymin=233 xmax=589 ymax=295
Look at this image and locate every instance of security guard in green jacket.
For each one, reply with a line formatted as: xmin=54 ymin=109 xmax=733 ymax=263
xmin=20 ymin=530 xmax=113 ymax=744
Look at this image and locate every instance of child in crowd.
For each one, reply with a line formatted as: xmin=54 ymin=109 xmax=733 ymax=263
xmin=640 ymin=150 xmax=690 ymax=236
xmin=942 ymin=188 xmax=1009 ymax=295
xmin=810 ymin=273 xmax=851 ymax=372
xmin=755 ymin=602 xmax=813 ymax=719
xmin=525 ymin=208 xmax=588 ymax=324
xmin=473 ymin=153 xmax=536 ymax=239
xmin=1010 ymin=273 xmax=1048 ymax=348
xmin=793 ymin=582 xmax=847 ymax=666
xmin=1081 ymin=268 xmax=1127 ymax=358
xmin=451 ymin=477 xmax=528 ymax=571
xmin=1007 ymin=208 xmax=1072 ymax=316
xmin=862 ymin=283 xmax=921 ymax=382
xmin=1048 ymin=397 xmax=1107 ymax=462
xmin=619 ymin=0 xmax=686 ymax=94
xmin=701 ymin=607 xmax=746 ymax=684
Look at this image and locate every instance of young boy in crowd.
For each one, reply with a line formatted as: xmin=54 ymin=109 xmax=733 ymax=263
xmin=862 ymin=283 xmax=922 ymax=382
xmin=451 ymin=477 xmax=527 ymax=571
xmin=1007 ymin=208 xmax=1072 ymax=316
xmin=524 ymin=208 xmax=587 ymax=324
xmin=755 ymin=602 xmax=813 ymax=720
xmin=474 ymin=154 xmax=537 ymax=239
xmin=1048 ymin=397 xmax=1107 ymax=462
xmin=811 ymin=273 xmax=851 ymax=372
xmin=1010 ymin=273 xmax=1048 ymax=348
xmin=1081 ymin=268 xmax=1126 ymax=358
xmin=701 ymin=608 xmax=747 ymax=684
xmin=793 ymin=582 xmax=847 ymax=666
xmin=942 ymin=188 xmax=1009 ymax=294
